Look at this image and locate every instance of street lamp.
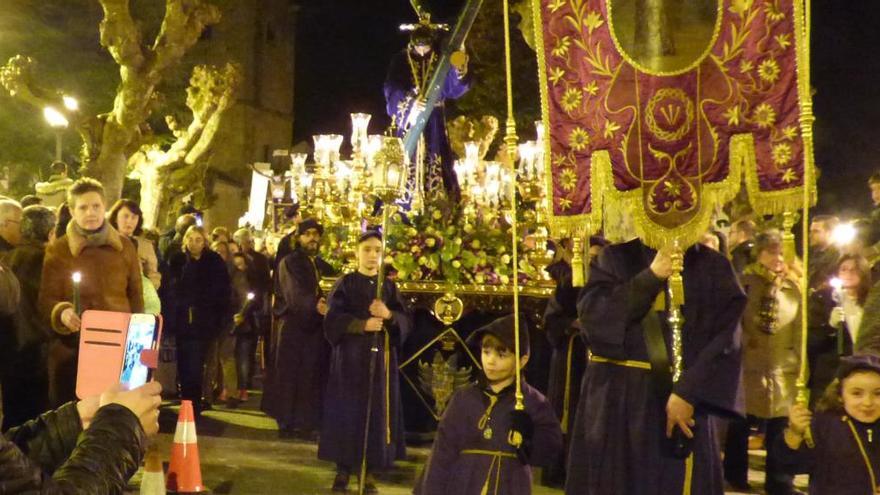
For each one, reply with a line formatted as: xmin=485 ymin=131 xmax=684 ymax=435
xmin=62 ymin=95 xmax=79 ymax=112
xmin=43 ymin=106 xmax=69 ymax=162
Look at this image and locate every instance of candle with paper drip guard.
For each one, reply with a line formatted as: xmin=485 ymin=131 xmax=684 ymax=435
xmin=71 ymin=272 xmax=82 ymax=315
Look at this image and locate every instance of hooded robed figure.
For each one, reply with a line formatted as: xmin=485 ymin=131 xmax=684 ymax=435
xmin=414 ymin=314 xmax=563 ymax=495
xmin=319 ymin=231 xmax=413 ymax=492
xmin=384 ymin=25 xmax=472 ymax=201
xmin=565 ymin=239 xmax=746 ymax=495
xmin=263 ymin=218 xmax=335 ymax=437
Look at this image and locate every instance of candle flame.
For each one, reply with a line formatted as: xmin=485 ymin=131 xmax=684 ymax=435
xmin=830 ymin=277 xmax=843 ymax=291
xmin=71 ymin=272 xmax=82 ymax=283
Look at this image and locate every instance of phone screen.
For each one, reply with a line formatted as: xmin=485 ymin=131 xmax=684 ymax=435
xmin=120 ymin=316 xmax=156 ymax=388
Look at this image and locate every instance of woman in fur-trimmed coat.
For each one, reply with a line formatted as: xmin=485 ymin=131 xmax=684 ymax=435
xmin=38 ymin=179 xmax=143 ymax=406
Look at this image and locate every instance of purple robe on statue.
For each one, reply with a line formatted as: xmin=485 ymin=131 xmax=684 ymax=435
xmin=414 ymin=381 xmax=563 ymax=495
xmin=384 ymin=48 xmax=472 ymax=199
xmin=262 ymin=247 xmax=335 ymax=434
xmin=318 ymin=272 xmax=412 ymax=471
xmin=565 ymin=239 xmax=746 ymax=495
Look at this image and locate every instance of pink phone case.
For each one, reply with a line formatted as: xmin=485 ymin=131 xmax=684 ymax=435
xmin=76 ymin=311 xmax=163 ymax=399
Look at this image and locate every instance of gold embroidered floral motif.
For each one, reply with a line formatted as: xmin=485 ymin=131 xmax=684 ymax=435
xmin=729 ymin=0 xmax=754 ymax=16
xmin=758 ymin=59 xmax=781 ymax=83
xmin=752 ymin=103 xmax=776 ymax=129
xmin=561 ymin=87 xmax=582 ymax=113
xmin=568 ymin=127 xmax=590 ymax=151
xmin=552 ymin=152 xmax=568 ymax=168
xmin=560 ymin=169 xmax=577 ymax=191
xmin=765 ymin=1 xmax=785 ymax=22
xmin=548 ymin=0 xmax=566 ymax=14
xmin=604 ymin=119 xmax=621 ymax=139
xmin=781 ymin=125 xmax=798 ymax=141
xmin=739 ymin=59 xmax=754 ymax=73
xmin=583 ymin=11 xmax=604 ymax=34
xmin=724 ymin=106 xmax=742 ymax=126
xmin=664 ymin=180 xmax=683 ymax=198
xmin=552 ymin=36 xmax=572 ymax=57
xmin=584 ymin=80 xmax=599 ymax=96
xmin=557 ymin=197 xmax=573 ymax=210
xmin=549 ymin=66 xmax=566 ymax=85
xmin=772 ymin=142 xmax=793 ymax=166
xmin=780 ymin=169 xmax=797 ymax=183
xmin=775 ymin=33 xmax=791 ymax=50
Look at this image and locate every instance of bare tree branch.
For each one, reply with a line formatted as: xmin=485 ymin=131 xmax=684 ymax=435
xmin=1 ymin=56 xmax=63 ymax=111
xmin=150 ymin=0 xmax=221 ymax=76
xmin=98 ymin=0 xmax=146 ymax=69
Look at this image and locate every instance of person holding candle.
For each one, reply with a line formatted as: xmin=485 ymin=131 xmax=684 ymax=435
xmin=808 ymin=254 xmax=871 ymax=407
xmin=38 ymin=178 xmax=144 ymax=407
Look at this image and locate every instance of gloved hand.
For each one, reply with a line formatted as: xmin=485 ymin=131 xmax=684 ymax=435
xmin=829 ymin=306 xmax=846 ymax=329
xmin=509 ymin=410 xmax=535 ymax=464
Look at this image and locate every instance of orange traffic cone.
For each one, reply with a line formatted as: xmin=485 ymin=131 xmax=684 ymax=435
xmin=166 ymin=400 xmax=204 ymax=493
xmin=140 ymin=444 xmax=166 ymax=495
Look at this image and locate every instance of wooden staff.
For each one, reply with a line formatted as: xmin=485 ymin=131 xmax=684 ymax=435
xmin=358 ymin=202 xmax=393 ymax=495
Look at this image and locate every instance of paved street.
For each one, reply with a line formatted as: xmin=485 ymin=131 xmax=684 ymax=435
xmin=127 ymin=392 xmax=805 ymax=494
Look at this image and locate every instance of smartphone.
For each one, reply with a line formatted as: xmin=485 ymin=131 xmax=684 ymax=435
xmin=120 ymin=313 xmax=158 ymax=389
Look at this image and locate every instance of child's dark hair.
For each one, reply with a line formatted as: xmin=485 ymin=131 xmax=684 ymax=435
xmin=815 ymin=378 xmax=844 ymax=413
xmin=480 ymin=333 xmax=511 ymax=354
xmin=816 ymin=367 xmax=880 ymax=413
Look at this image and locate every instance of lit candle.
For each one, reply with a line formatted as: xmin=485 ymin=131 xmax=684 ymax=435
xmin=243 ymin=292 xmax=255 ymax=312
xmin=71 ymin=272 xmax=82 ymax=315
xmin=387 ymin=164 xmax=400 ymax=189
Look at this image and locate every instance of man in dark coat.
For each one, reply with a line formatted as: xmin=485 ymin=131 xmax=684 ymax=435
xmin=807 ymin=215 xmax=840 ymax=291
xmin=319 ymin=231 xmax=412 ymax=493
xmin=565 ymin=239 xmax=746 ymax=495
xmin=166 ymin=226 xmax=231 ymax=416
xmin=1 ymin=205 xmax=56 ymax=430
xmin=263 ymin=219 xmax=335 ymax=438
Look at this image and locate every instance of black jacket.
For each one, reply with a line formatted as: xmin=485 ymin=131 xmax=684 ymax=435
xmin=0 ymin=402 xmax=146 ymax=494
xmin=168 ymin=249 xmax=232 ymax=338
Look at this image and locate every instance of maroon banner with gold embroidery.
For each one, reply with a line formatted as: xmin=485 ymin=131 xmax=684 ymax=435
xmin=533 ymin=0 xmax=815 ymax=247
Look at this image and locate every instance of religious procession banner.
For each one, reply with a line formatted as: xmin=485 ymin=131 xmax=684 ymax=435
xmin=532 ymin=0 xmax=816 ymax=248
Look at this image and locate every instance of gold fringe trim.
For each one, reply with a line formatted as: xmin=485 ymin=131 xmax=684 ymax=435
xmin=533 ymin=0 xmax=816 ymax=249
xmin=739 ymin=134 xmax=816 ymax=216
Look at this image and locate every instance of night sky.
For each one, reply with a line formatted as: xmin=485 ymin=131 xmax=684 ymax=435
xmin=293 ymin=0 xmax=880 ymax=215
xmin=293 ymin=0 xmax=464 ymax=142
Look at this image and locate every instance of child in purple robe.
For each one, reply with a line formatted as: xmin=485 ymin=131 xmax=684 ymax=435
xmin=779 ymin=353 xmax=880 ymax=495
xmin=414 ymin=315 xmax=563 ymax=495
xmin=320 ymin=231 xmax=412 ymax=494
